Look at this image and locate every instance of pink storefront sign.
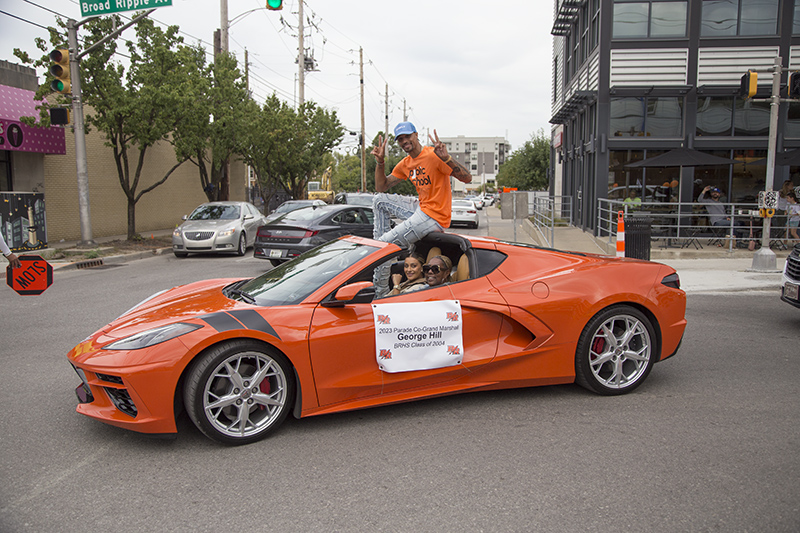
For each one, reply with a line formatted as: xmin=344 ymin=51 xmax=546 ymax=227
xmin=0 ymin=85 xmax=65 ymax=155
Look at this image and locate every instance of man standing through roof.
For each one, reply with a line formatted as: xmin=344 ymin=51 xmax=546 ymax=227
xmin=371 ymin=122 xmax=473 ymax=247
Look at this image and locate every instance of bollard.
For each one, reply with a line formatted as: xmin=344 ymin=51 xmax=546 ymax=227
xmin=616 ymin=211 xmax=625 ymax=257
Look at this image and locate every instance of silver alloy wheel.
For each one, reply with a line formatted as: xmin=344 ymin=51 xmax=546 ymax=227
xmin=236 ymin=233 xmax=246 ymax=256
xmin=202 ymin=350 xmax=288 ymax=439
xmin=587 ymin=314 xmax=652 ymax=389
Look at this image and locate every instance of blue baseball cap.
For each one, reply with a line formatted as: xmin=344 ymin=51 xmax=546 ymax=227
xmin=394 ymin=121 xmax=416 ymax=137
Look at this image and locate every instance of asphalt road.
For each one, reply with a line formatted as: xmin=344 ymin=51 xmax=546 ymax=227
xmin=1 ymin=219 xmax=798 ymax=532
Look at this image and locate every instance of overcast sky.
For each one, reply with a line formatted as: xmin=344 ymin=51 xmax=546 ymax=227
xmin=1 ymin=0 xmax=554 ymax=152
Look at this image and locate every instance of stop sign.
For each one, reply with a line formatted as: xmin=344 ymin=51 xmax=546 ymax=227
xmin=6 ymin=255 xmax=53 ymax=295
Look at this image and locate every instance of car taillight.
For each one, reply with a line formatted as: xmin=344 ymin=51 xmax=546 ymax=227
xmin=661 ymin=272 xmax=680 ymax=289
xmin=301 ymin=229 xmax=319 ymax=238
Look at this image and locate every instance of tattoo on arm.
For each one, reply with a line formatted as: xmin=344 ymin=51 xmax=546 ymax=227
xmin=449 ymin=160 xmax=473 ymax=183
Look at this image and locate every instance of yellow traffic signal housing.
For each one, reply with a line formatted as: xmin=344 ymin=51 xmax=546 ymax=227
xmin=266 ymin=0 xmax=283 ymax=10
xmin=739 ymin=70 xmax=757 ymax=99
xmin=49 ymin=49 xmax=70 ymax=94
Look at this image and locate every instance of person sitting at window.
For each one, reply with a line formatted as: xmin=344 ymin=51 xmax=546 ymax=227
xmin=388 ymin=253 xmax=427 ymax=295
xmin=423 ymin=255 xmax=453 ymax=287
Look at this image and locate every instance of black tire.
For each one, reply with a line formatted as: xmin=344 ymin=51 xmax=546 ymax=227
xmin=184 ymin=340 xmax=294 ymax=445
xmin=269 ymin=259 xmax=282 ymax=268
xmin=574 ymin=305 xmax=656 ymax=395
xmin=472 ymin=221 xmax=479 ymax=229
xmin=236 ymin=233 xmax=246 ymax=256
xmin=174 ymin=251 xmax=188 ymax=258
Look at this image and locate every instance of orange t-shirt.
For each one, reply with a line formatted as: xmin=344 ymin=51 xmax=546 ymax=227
xmin=390 ymin=146 xmax=454 ymax=227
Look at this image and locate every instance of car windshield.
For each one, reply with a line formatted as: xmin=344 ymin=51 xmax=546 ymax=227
xmin=189 ymin=204 xmax=240 ymax=220
xmin=237 ymin=239 xmax=378 ymax=306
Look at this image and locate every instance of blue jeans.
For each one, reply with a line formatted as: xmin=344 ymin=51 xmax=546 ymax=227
xmin=372 ymin=193 xmax=443 ymax=297
xmin=373 ymin=193 xmax=443 ymax=248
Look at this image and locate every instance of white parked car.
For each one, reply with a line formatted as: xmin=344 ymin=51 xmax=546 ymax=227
xmin=451 ymin=199 xmax=479 ymax=229
xmin=464 ymin=195 xmax=483 ymax=210
xmin=172 ymin=201 xmax=266 ymax=258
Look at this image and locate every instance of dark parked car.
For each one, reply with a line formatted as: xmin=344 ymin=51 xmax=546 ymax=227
xmin=254 ymin=204 xmax=374 ymax=266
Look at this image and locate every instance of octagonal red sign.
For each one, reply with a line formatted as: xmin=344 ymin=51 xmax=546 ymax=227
xmin=6 ymin=255 xmax=53 ymax=295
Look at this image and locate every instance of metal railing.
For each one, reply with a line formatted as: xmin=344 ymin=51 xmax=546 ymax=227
xmin=528 ymin=194 xmax=573 ymax=248
xmin=596 ymin=199 xmax=792 ymax=252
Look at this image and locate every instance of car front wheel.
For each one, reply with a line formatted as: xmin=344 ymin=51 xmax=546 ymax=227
xmin=236 ymin=233 xmax=246 ymax=256
xmin=184 ymin=340 xmax=294 ymax=445
xmin=574 ymin=305 xmax=655 ymax=395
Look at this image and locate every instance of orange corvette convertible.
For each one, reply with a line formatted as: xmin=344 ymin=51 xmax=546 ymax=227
xmin=67 ymin=233 xmax=686 ymax=445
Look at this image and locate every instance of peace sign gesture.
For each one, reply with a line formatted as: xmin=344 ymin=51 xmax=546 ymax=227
xmin=371 ymin=135 xmax=388 ymax=163
xmin=428 ymin=129 xmax=449 ymax=162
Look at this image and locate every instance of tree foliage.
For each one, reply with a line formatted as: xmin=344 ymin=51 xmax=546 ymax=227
xmin=242 ymin=96 xmax=343 ymax=202
xmin=497 ymin=129 xmax=551 ymax=191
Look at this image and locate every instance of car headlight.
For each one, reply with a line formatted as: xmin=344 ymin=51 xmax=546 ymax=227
xmin=218 ymin=228 xmax=235 ymax=237
xmin=173 ymin=228 xmax=182 ymax=238
xmin=102 ymin=323 xmax=203 ymax=351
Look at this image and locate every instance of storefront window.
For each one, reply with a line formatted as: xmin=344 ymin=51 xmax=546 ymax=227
xmin=0 ymin=151 xmax=11 ymax=191
xmin=734 ymin=99 xmax=770 ymax=136
xmin=785 ymin=102 xmax=800 ymax=138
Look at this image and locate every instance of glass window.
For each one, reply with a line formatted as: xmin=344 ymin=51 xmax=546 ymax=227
xmin=0 ymin=151 xmax=11 ymax=191
xmin=613 ymin=1 xmax=687 ymax=38
xmin=733 ymin=99 xmax=770 ymax=136
xmin=794 ymin=4 xmax=800 ymax=34
xmin=646 ymin=97 xmax=683 ymax=137
xmin=611 ymin=97 xmax=683 ymax=137
xmin=611 ymin=98 xmax=645 ymax=137
xmin=696 ymin=97 xmax=733 ymax=136
xmin=701 ymin=0 xmax=778 ymax=37
xmin=650 ymin=2 xmax=688 ymax=37
xmin=786 ymin=103 xmax=800 ymax=138
xmin=613 ymin=2 xmax=650 ymax=38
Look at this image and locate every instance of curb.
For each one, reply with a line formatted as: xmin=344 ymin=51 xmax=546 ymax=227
xmin=51 ymin=247 xmax=171 ymax=271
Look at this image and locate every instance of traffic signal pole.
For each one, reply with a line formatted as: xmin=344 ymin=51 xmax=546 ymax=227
xmin=64 ymin=10 xmax=156 ymax=246
xmin=751 ymin=56 xmax=781 ymax=272
xmin=66 ymin=18 xmax=94 ymax=246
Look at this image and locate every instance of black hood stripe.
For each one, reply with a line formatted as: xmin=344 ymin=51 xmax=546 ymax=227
xmin=227 ymin=309 xmax=281 ymax=338
xmin=198 ymin=311 xmax=280 ymax=340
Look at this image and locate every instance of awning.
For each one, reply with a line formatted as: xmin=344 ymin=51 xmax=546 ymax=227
xmin=0 ymin=84 xmax=66 ymax=155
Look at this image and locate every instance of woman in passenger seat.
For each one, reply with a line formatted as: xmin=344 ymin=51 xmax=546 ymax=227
xmin=423 ymin=255 xmax=453 ymax=287
xmin=388 ymin=253 xmax=427 ymax=295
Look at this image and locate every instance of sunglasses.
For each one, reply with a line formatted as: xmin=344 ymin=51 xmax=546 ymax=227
xmin=422 ymin=264 xmax=442 ymax=274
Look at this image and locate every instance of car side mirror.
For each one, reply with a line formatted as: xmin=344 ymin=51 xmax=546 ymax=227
xmin=182 ymin=215 xmax=188 ymax=221
xmin=322 ymin=281 xmax=375 ymax=307
xmin=244 ymin=214 xmax=253 ymax=220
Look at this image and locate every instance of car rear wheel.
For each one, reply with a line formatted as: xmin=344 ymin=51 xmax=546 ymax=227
xmin=236 ymin=233 xmax=246 ymax=256
xmin=184 ymin=340 xmax=294 ymax=445
xmin=269 ymin=259 xmax=282 ymax=267
xmin=575 ymin=305 xmax=655 ymax=395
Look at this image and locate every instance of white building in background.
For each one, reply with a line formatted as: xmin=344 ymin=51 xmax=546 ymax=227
xmin=438 ymin=135 xmax=511 ymax=195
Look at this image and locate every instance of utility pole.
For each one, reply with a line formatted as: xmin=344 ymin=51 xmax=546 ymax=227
xmin=67 ymin=9 xmax=155 ymax=245
xmin=384 ymin=83 xmax=389 ymax=157
xmin=220 ymin=0 xmax=228 ymax=53
xmin=298 ymin=0 xmax=304 ymax=107
xmin=751 ymin=56 xmax=781 ymax=272
xmin=360 ymin=47 xmax=366 ymax=191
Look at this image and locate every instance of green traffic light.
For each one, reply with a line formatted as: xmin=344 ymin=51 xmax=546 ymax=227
xmin=266 ymin=0 xmax=283 ymax=10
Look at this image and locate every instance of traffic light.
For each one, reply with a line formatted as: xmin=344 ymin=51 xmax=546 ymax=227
xmin=789 ymin=72 xmax=800 ymax=98
xmin=49 ymin=107 xmax=70 ymax=125
xmin=266 ymin=0 xmax=283 ymax=10
xmin=739 ymin=69 xmax=757 ymax=99
xmin=49 ymin=49 xmax=70 ymax=94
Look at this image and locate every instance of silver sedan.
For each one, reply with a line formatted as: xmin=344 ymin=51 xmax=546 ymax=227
xmin=172 ymin=201 xmax=266 ymax=258
xmin=450 ymin=199 xmax=479 ymax=229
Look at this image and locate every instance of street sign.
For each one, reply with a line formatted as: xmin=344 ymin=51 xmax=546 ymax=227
xmin=6 ymin=255 xmax=53 ymax=295
xmin=81 ymin=0 xmax=172 ymax=19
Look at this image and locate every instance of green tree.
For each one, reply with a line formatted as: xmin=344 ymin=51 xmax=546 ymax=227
xmin=243 ymin=96 xmax=343 ymax=201
xmin=16 ymin=15 xmax=204 ymax=239
xmin=497 ymin=129 xmax=551 ymax=191
xmin=363 ymin=132 xmax=417 ymax=196
xmin=172 ymin=52 xmax=254 ymax=202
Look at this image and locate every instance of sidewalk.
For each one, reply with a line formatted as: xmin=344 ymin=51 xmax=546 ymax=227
xmin=517 ymin=215 xmax=786 ymax=294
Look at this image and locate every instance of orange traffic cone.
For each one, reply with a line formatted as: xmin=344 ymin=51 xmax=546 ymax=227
xmin=616 ymin=211 xmax=625 ymax=257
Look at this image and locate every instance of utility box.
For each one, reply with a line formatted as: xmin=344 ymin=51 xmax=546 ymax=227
xmin=501 ymin=191 xmax=529 ymax=220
